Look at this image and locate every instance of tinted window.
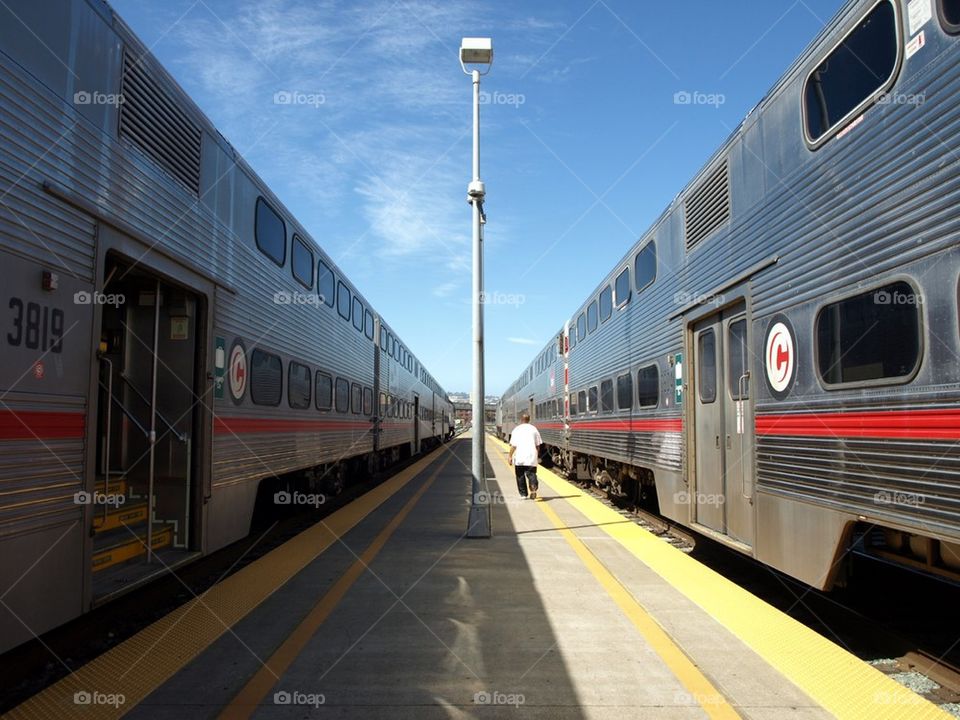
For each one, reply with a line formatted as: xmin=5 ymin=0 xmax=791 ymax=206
xmin=587 ymin=302 xmax=598 ymax=333
xmin=698 ymin=330 xmax=717 ymax=403
xmin=616 ymin=373 xmax=633 ymax=410
xmin=578 ymin=390 xmax=586 ymax=413
xmin=351 ymin=383 xmax=362 ymax=414
xmin=577 ymin=314 xmax=586 ymax=341
xmin=804 ymin=1 xmax=898 ymax=143
xmin=316 ymin=372 xmax=332 ymax=410
xmin=364 ymin=310 xmax=374 ymax=340
xmin=291 ymin=235 xmax=313 ymax=289
xmin=599 ymin=286 xmax=612 ymax=323
xmin=816 ymin=281 xmax=920 ymax=385
xmin=588 ymin=386 xmax=598 ymax=412
xmin=728 ymin=319 xmax=750 ymax=400
xmin=569 ymin=392 xmax=578 ymax=416
xmin=600 ymin=379 xmax=614 ymax=413
xmin=250 ymin=349 xmax=282 ymax=406
xmin=638 ymin=364 xmax=659 ymax=407
xmin=379 ymin=392 xmax=387 ymax=415
xmin=942 ymin=0 xmax=960 ymax=29
xmin=335 ymin=378 xmax=350 ymax=413
xmin=569 ymin=326 xmax=577 ymax=350
xmin=317 ymin=260 xmax=335 ymax=307
xmin=352 ymin=298 xmax=364 ymax=332
xmin=615 ymin=268 xmax=630 ymax=307
xmin=255 ymin=198 xmax=285 ymax=266
xmin=288 ymin=361 xmax=311 ymax=409
xmin=635 ymin=241 xmax=656 ymax=292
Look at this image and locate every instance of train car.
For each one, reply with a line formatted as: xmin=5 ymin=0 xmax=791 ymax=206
xmin=0 ymin=0 xmax=450 ymax=653
xmin=501 ymin=0 xmax=960 ymax=591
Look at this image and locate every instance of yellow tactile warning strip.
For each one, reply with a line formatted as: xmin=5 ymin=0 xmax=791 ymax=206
xmin=219 ymin=453 xmax=452 ymax=719
xmin=493 ymin=439 xmax=951 ymax=720
xmin=1 ymin=445 xmax=450 ymax=720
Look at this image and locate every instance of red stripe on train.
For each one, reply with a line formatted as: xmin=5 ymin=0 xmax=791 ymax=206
xmin=0 ymin=410 xmax=86 ymax=439
xmin=756 ymin=409 xmax=960 ymax=439
xmin=214 ymin=417 xmax=372 ymax=434
xmin=538 ymin=419 xmax=683 ymax=432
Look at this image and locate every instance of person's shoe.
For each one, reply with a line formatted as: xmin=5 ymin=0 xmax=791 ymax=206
xmin=530 ymin=490 xmax=537 ymax=500
xmin=520 ymin=495 xmax=528 ymax=499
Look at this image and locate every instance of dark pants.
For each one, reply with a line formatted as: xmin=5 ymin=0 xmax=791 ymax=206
xmin=515 ymin=465 xmax=538 ymax=497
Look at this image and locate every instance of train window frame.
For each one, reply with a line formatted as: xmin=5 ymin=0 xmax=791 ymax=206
xmin=351 ymin=382 xmax=362 ymax=414
xmin=363 ymin=387 xmax=373 ymax=416
xmin=379 ymin=392 xmax=387 ymax=416
xmin=801 ymin=0 xmax=902 ymax=149
xmin=287 ymin=360 xmax=312 ymax=409
xmin=638 ymin=363 xmax=660 ymax=408
xmin=291 ymin=235 xmax=314 ymax=289
xmin=939 ymin=0 xmax=960 ymax=32
xmin=616 ymin=372 xmax=633 ymax=410
xmin=352 ymin=297 xmax=364 ymax=332
xmin=337 ymin=281 xmax=351 ymax=321
xmin=814 ymin=279 xmax=923 ymax=389
xmin=316 ymin=372 xmax=333 ymax=411
xmin=317 ymin=260 xmax=335 ymax=307
xmin=568 ymin=325 xmax=577 ymax=350
xmin=569 ymin=392 xmax=578 ymax=416
xmin=255 ymin=197 xmax=286 ymax=267
xmin=599 ymin=286 xmax=613 ymax=323
xmin=587 ymin=301 xmax=598 ymax=334
xmin=698 ymin=331 xmax=717 ymax=404
xmin=727 ymin=318 xmax=750 ymax=401
xmin=364 ymin=310 xmax=374 ymax=340
xmin=600 ymin=379 xmax=614 ymax=413
xmin=335 ymin=377 xmax=350 ymax=413
xmin=587 ymin=385 xmax=598 ymax=413
xmin=634 ymin=241 xmax=656 ymax=293
xmin=615 ymin=268 xmax=631 ymax=307
xmin=577 ymin=313 xmax=586 ymax=341
xmin=578 ymin=390 xmax=587 ymax=414
xmin=250 ymin=348 xmax=283 ymax=406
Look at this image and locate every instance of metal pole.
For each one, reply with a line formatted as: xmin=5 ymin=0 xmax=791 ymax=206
xmin=146 ymin=279 xmax=160 ymax=562
xmin=467 ymin=68 xmax=491 ymax=538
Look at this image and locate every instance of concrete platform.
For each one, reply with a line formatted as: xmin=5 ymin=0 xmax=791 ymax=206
xmin=2 ymin=433 xmax=950 ymax=719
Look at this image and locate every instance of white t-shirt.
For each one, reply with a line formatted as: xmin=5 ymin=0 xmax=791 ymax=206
xmin=510 ymin=423 xmax=542 ymax=466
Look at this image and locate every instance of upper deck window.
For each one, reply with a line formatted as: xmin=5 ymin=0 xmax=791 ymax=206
xmin=599 ymin=286 xmax=613 ymax=323
xmin=615 ymin=268 xmax=630 ymax=307
xmin=635 ymin=241 xmax=656 ymax=292
xmin=255 ymin=198 xmax=286 ymax=266
xmin=587 ymin=301 xmax=598 ymax=334
xmin=803 ymin=1 xmax=899 ymax=146
xmin=318 ymin=260 xmax=335 ymax=307
xmin=939 ymin=0 xmax=960 ymax=32
xmin=291 ymin=235 xmax=314 ymax=289
xmin=337 ymin=281 xmax=351 ymax=321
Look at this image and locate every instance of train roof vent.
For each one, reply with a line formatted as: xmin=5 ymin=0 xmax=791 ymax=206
xmin=119 ymin=52 xmax=202 ymax=195
xmin=684 ymin=160 xmax=730 ymax=251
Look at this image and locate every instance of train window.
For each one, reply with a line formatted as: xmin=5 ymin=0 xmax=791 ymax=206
xmin=698 ymin=330 xmax=717 ymax=403
xmin=317 ymin=260 xmax=335 ymax=307
xmin=816 ymin=281 xmax=920 ymax=386
xmin=940 ymin=0 xmax=960 ymax=31
xmin=255 ymin=198 xmax=286 ymax=266
xmin=379 ymin=392 xmax=387 ymax=416
xmin=635 ymin=241 xmax=656 ymax=293
xmin=728 ymin=319 xmax=750 ymax=400
xmin=364 ymin=310 xmax=374 ymax=340
xmin=569 ymin=392 xmax=578 ymax=416
xmin=351 ymin=383 xmax=362 ymax=414
xmin=587 ymin=386 xmax=598 ymax=413
xmin=578 ymin=390 xmax=586 ymax=414
xmin=291 ymin=235 xmax=314 ymax=289
xmin=380 ymin=327 xmax=387 ymax=351
xmin=615 ymin=268 xmax=630 ymax=307
xmin=599 ymin=286 xmax=613 ymax=323
xmin=803 ymin=1 xmax=899 ymax=145
xmin=316 ymin=372 xmax=333 ymax=410
xmin=288 ymin=361 xmax=311 ymax=409
xmin=250 ymin=349 xmax=282 ymax=406
xmin=638 ymin=364 xmax=659 ymax=407
xmin=337 ymin=281 xmax=351 ymax=321
xmin=600 ymin=380 xmax=614 ymax=413
xmin=587 ymin=302 xmax=598 ymax=334
xmin=352 ymin=298 xmax=363 ymax=332
xmin=616 ymin=373 xmax=633 ymax=410
xmin=363 ymin=388 xmax=373 ymax=416
xmin=569 ymin=326 xmax=577 ymax=350
xmin=335 ymin=378 xmax=350 ymax=413
xmin=577 ymin=313 xmax=586 ymax=341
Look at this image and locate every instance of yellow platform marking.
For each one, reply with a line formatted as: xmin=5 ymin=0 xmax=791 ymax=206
xmin=498 ymin=451 xmax=741 ymax=719
xmin=2 ymin=446 xmax=450 ymax=720
xmin=219 ymin=453 xmax=452 ymax=719
xmin=493 ymin=440 xmax=950 ymax=720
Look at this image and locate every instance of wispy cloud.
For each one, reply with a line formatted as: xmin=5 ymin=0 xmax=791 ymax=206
xmin=507 ymin=337 xmax=538 ymax=345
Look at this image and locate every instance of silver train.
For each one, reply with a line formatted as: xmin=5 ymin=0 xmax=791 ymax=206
xmin=500 ymin=0 xmax=960 ymax=591
xmin=0 ymin=0 xmax=454 ymax=653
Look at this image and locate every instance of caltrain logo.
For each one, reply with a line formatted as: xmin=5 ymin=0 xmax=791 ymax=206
xmin=228 ymin=340 xmax=247 ymax=403
xmin=764 ymin=317 xmax=796 ymax=397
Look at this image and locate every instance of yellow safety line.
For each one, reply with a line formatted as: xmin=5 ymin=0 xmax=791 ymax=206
xmin=2 ymin=446 xmax=450 ymax=720
xmin=219 ymin=453 xmax=453 ymax=719
xmin=493 ymin=439 xmax=951 ymax=720
xmin=497 ymin=451 xmax=741 ymax=719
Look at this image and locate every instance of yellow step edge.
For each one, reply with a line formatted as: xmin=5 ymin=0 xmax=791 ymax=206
xmin=92 ymin=504 xmax=148 ymax=535
xmin=491 ymin=438 xmax=950 ymax=720
xmin=92 ymin=525 xmax=172 ymax=572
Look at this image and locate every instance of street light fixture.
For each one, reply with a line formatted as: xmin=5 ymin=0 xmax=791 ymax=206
xmin=461 ymin=36 xmax=492 ymax=539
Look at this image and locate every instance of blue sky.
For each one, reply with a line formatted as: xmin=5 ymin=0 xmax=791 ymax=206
xmin=111 ymin=0 xmax=845 ymax=395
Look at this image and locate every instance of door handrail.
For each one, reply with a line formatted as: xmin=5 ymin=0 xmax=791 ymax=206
xmin=118 ymin=371 xmax=189 ymax=444
xmin=98 ymin=378 xmax=150 ymax=438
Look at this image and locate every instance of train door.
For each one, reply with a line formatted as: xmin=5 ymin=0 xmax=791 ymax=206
xmin=691 ymin=302 xmax=755 ymax=548
xmin=93 ymin=255 xmax=203 ymax=595
xmin=413 ymin=395 xmax=420 ymax=453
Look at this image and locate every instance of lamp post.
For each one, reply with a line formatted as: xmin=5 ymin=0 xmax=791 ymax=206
xmin=461 ymin=37 xmax=492 ymax=538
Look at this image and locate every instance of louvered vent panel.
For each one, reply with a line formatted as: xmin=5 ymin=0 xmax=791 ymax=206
xmin=118 ymin=52 xmax=201 ymax=195
xmin=684 ymin=161 xmax=730 ymax=250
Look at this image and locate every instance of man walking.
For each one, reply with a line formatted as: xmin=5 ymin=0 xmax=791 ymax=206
xmin=508 ymin=413 xmax=542 ymax=500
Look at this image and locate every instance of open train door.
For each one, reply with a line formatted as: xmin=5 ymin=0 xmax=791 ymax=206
xmin=689 ymin=299 xmax=755 ymax=551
